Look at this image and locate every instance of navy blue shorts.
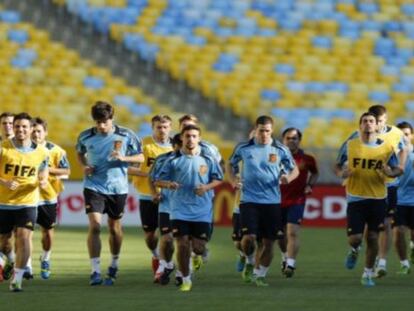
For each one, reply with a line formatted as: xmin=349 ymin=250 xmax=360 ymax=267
xmin=347 ymin=199 xmax=387 ymax=236
xmin=239 ymin=203 xmax=284 ymax=241
xmin=159 ymin=212 xmax=171 ymax=235
xmin=139 ymin=199 xmax=159 ymax=232
xmin=0 ymin=208 xmax=36 ymax=234
xmin=171 ymin=220 xmax=210 ymax=240
xmin=37 ymin=203 xmax=58 ymax=229
xmin=232 ymin=212 xmax=242 ymax=242
xmin=281 ymin=204 xmax=305 ymax=226
xmin=393 ymin=205 xmax=414 ymax=229
xmin=84 ymin=188 xmax=127 ymax=220
xmin=386 ymin=186 xmax=397 ymax=218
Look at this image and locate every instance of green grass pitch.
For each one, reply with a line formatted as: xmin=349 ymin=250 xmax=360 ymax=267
xmin=3 ymin=227 xmax=413 ymax=311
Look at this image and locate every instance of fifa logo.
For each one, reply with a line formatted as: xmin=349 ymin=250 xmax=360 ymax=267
xmin=352 ymin=158 xmax=383 ymax=169
xmin=4 ymin=164 xmax=36 ymax=177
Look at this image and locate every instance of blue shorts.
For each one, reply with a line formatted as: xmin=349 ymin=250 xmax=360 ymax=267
xmin=281 ymin=204 xmax=305 ymax=226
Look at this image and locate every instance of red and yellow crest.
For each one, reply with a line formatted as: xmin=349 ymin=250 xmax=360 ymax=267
xmin=269 ymin=154 xmax=277 ymax=163
xmin=199 ymin=165 xmax=208 ymax=175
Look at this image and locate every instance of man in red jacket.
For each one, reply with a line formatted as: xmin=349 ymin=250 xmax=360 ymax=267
xmin=279 ymin=127 xmax=319 ymax=277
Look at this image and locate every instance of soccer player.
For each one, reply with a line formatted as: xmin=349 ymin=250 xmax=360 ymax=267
xmin=336 ymin=112 xmax=403 ymax=287
xmin=0 ymin=113 xmax=49 ymax=292
xmin=29 ymin=117 xmax=70 ymax=279
xmin=0 ymin=112 xmax=16 ymax=282
xmin=393 ymin=121 xmax=414 ymax=274
xmin=178 ymin=114 xmax=223 ymax=268
xmin=229 ymin=116 xmax=298 ymax=286
xmin=154 ymin=125 xmax=223 ymax=291
xmin=148 ymin=134 xmax=182 ymax=284
xmin=76 ymin=101 xmax=143 ymax=286
xmin=279 ymin=127 xmax=318 ymax=277
xmin=339 ymin=105 xmax=406 ymax=277
xmin=129 ymin=115 xmax=172 ymax=276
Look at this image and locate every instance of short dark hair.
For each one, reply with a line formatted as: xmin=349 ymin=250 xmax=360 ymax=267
xmin=368 ymin=105 xmax=387 ymax=117
xmin=282 ymin=127 xmax=302 ymax=140
xmin=397 ymin=121 xmax=413 ymax=133
xmin=179 ymin=114 xmax=198 ymax=125
xmin=359 ymin=112 xmax=377 ymax=124
xmin=0 ymin=112 xmax=14 ymax=120
xmin=151 ymin=114 xmax=172 ymax=126
xmin=13 ymin=112 xmax=33 ymax=125
xmin=33 ymin=117 xmax=48 ymax=131
xmin=255 ymin=115 xmax=274 ymax=126
xmin=181 ymin=124 xmax=201 ymax=135
xmin=91 ymin=101 xmax=114 ymax=121
xmin=172 ymin=133 xmax=182 ymax=147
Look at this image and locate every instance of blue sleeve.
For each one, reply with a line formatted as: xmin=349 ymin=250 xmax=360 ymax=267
xmin=280 ymin=147 xmax=296 ymax=173
xmin=209 ymin=158 xmax=224 ymax=181
xmin=58 ymin=153 xmax=70 ymax=169
xmin=149 ymin=156 xmax=165 ymax=181
xmin=126 ymin=132 xmax=142 ymax=156
xmin=76 ymin=136 xmax=86 ymax=154
xmin=397 ymin=136 xmax=405 ymax=151
xmin=157 ymin=158 xmax=173 ymax=181
xmin=229 ymin=145 xmax=242 ymax=175
xmin=387 ymin=152 xmax=399 ymax=167
xmin=336 ymin=141 xmax=348 ymax=166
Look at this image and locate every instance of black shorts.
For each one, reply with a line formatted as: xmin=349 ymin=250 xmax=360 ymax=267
xmin=139 ymin=199 xmax=159 ymax=232
xmin=394 ymin=205 xmax=414 ymax=229
xmin=239 ymin=203 xmax=284 ymax=241
xmin=386 ymin=186 xmax=397 ymax=217
xmin=232 ymin=212 xmax=242 ymax=242
xmin=37 ymin=203 xmax=57 ymax=230
xmin=159 ymin=212 xmax=171 ymax=235
xmin=0 ymin=208 xmax=36 ymax=234
xmin=84 ymin=188 xmax=127 ymax=220
xmin=347 ymin=199 xmax=387 ymax=236
xmin=171 ymin=220 xmax=210 ymax=241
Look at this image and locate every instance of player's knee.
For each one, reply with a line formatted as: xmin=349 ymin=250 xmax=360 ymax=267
xmin=89 ymin=222 xmax=101 ymax=235
xmin=192 ymin=242 xmax=206 ymax=255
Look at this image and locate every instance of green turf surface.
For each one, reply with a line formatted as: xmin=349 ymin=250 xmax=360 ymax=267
xmin=3 ymin=227 xmax=413 ymax=311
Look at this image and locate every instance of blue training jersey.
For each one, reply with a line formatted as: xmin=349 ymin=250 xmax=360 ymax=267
xmin=229 ymin=138 xmax=296 ymax=204
xmin=76 ymin=125 xmax=142 ymax=195
xmin=397 ymin=146 xmax=414 ymax=206
xmin=149 ymin=151 xmax=175 ymax=214
xmin=157 ymin=149 xmax=223 ymax=222
xmin=200 ymin=140 xmax=222 ymax=162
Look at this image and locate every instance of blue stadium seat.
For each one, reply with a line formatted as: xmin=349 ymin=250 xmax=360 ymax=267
xmin=7 ymin=29 xmax=29 ymax=44
xmin=83 ymin=76 xmax=105 ymax=89
xmin=0 ymin=10 xmax=20 ymax=23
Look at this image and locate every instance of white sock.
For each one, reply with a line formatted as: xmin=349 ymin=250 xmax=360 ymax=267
xmin=253 ymin=267 xmax=260 ymax=276
xmin=110 ymin=254 xmax=119 ymax=268
xmin=166 ymin=261 xmax=174 ymax=269
xmin=155 ymin=263 xmax=165 ymax=274
xmin=378 ymin=258 xmax=386 ymax=267
xmin=183 ymin=275 xmax=191 ymax=282
xmin=151 ymin=248 xmax=159 ymax=258
xmin=91 ymin=257 xmax=101 ymax=274
xmin=0 ymin=255 xmax=5 ymax=267
xmin=176 ymin=270 xmax=183 ymax=278
xmin=410 ymin=241 xmax=414 ymax=249
xmin=13 ymin=268 xmax=25 ymax=284
xmin=246 ymin=253 xmax=255 ymax=265
xmin=239 ymin=251 xmax=246 ymax=257
xmin=159 ymin=259 xmax=167 ymax=268
xmin=259 ymin=265 xmax=269 ymax=277
xmin=287 ymin=258 xmax=296 ymax=268
xmin=363 ymin=267 xmax=373 ymax=277
xmin=401 ymin=260 xmax=410 ymax=267
xmin=26 ymin=257 xmax=32 ymax=272
xmin=41 ymin=250 xmax=51 ymax=262
xmin=282 ymin=252 xmax=287 ymax=261
xmin=351 ymin=246 xmax=360 ymax=253
xmin=6 ymin=250 xmax=15 ymax=263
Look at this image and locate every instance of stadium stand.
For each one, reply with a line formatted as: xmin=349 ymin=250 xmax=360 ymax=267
xmin=56 ymin=0 xmax=414 ymax=148
xmin=0 ymin=7 xmax=230 ymax=147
